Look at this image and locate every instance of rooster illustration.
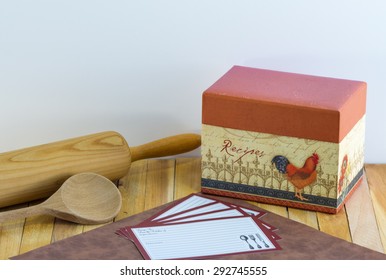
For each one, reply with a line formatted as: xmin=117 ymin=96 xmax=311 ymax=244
xmin=271 ymin=153 xmax=319 ymax=201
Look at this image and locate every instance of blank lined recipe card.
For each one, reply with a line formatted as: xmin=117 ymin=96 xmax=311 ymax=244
xmin=116 ymin=194 xmax=282 ymax=260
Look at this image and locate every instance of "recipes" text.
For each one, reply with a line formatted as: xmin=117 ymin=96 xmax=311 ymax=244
xmin=220 ymin=140 xmax=265 ymax=162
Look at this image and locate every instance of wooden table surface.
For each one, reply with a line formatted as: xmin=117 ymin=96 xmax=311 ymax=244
xmin=0 ymin=158 xmax=385 ymax=259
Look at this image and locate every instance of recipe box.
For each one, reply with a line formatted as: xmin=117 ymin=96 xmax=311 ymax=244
xmin=201 ymin=66 xmax=366 ymax=213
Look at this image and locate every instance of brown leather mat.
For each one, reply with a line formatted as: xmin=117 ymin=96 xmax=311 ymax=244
xmin=11 ymin=194 xmax=386 ymax=260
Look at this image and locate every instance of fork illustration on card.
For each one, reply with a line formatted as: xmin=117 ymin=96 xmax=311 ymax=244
xmin=240 ymin=235 xmax=254 ymax=249
xmin=248 ymin=235 xmax=262 ymax=248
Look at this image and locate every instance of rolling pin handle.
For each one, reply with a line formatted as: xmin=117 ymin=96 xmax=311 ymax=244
xmin=129 ymin=133 xmax=201 ymax=162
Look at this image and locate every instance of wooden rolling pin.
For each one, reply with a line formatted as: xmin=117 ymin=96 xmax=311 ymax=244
xmin=0 ymin=131 xmax=201 ymax=208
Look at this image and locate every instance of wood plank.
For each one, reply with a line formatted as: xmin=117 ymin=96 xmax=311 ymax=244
xmin=82 ymin=224 xmax=107 ymax=233
xmin=2 ymin=159 xmax=386 ymax=260
xmin=50 ymin=219 xmax=83 ymax=243
xmin=143 ymin=159 xmax=175 ymax=210
xmin=0 ymin=203 xmax=27 ymax=259
xmin=174 ymin=158 xmax=202 ymax=199
xmin=365 ymin=164 xmax=386 ymax=252
xmin=19 ymin=200 xmax=55 ymax=254
xmin=0 ymin=219 xmax=24 ymax=259
xmin=288 ymin=208 xmax=319 ymax=230
xmin=255 ymin=203 xmax=289 ymax=218
xmin=115 ymin=160 xmax=148 ymax=221
xmin=345 ymin=172 xmax=384 ymax=253
xmin=317 ymin=207 xmax=352 ymax=242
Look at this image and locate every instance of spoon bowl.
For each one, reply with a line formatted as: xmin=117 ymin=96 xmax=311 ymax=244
xmin=0 ymin=173 xmax=122 ymax=225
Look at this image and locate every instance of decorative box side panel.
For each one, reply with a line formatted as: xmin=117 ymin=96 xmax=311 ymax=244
xmin=201 ymin=124 xmax=340 ymax=213
xmin=336 ymin=115 xmax=366 ymax=209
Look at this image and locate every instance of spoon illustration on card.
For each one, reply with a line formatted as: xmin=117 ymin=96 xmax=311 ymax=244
xmin=240 ymin=235 xmax=254 ymax=249
xmin=0 ymin=173 xmax=121 ymax=225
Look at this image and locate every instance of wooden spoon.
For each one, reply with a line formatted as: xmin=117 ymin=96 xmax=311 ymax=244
xmin=0 ymin=173 xmax=122 ymax=225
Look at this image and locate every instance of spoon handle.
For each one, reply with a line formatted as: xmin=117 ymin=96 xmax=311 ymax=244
xmin=0 ymin=205 xmax=46 ymax=223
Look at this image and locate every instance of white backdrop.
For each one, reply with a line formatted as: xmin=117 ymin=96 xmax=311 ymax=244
xmin=1 ymin=0 xmax=385 ymax=163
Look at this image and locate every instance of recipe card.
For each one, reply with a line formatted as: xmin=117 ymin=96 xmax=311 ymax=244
xmin=142 ymin=194 xmax=266 ymax=225
xmin=116 ymin=193 xmax=281 ymax=259
xmin=129 ymin=216 xmax=280 ymax=260
xmin=150 ymin=194 xmax=217 ymax=222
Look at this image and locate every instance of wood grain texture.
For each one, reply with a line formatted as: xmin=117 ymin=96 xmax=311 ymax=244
xmin=288 ymin=208 xmax=319 ymax=230
xmin=1 ymin=158 xmax=385 ymax=260
xmin=19 ymin=200 xmax=55 ymax=255
xmin=116 ymin=160 xmax=148 ymax=220
xmin=174 ymin=158 xmax=202 ymax=199
xmin=365 ymin=164 xmax=386 ymax=252
xmin=0 ymin=131 xmax=131 ymax=209
xmin=0 ymin=132 xmax=201 ymax=209
xmin=0 ymin=173 xmax=122 ymax=225
xmin=255 ymin=203 xmax=289 ymax=218
xmin=115 ymin=160 xmax=148 ymax=220
xmin=345 ymin=172 xmax=384 ymax=253
xmin=51 ymin=220 xmax=83 ymax=243
xmin=143 ymin=159 xmax=175 ymax=210
xmin=317 ymin=207 xmax=352 ymax=242
xmin=82 ymin=223 xmax=107 ymax=233
xmin=0 ymin=204 xmax=27 ymax=259
xmin=130 ymin=134 xmax=201 ymax=162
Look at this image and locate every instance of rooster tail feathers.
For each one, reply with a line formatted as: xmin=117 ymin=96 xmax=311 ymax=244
xmin=271 ymin=155 xmax=289 ymax=174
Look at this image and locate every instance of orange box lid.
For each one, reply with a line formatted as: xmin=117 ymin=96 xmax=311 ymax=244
xmin=202 ymin=66 xmax=366 ymax=143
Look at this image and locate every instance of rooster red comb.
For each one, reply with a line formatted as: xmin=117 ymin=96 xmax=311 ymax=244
xmin=312 ymin=153 xmax=319 ymax=163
